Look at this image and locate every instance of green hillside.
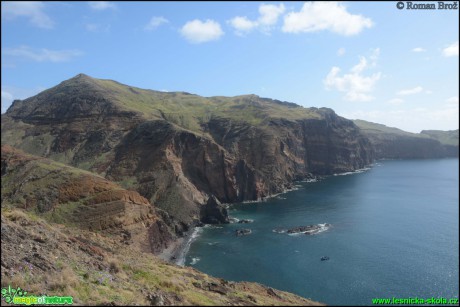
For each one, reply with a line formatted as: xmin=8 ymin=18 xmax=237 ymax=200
xmin=421 ymin=129 xmax=459 ymax=146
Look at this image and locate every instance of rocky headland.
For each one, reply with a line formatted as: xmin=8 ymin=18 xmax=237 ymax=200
xmin=2 ymin=73 xmax=457 ymax=305
xmin=2 ymin=73 xmax=375 ymax=248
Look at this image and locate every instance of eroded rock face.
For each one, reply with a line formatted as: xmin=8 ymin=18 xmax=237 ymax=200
xmin=2 ymin=74 xmax=375 ymax=250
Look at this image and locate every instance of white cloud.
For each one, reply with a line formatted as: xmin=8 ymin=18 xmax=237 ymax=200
xmin=228 ymin=16 xmax=257 ymax=34
xmin=442 ymin=41 xmax=459 ymax=57
xmin=3 ymin=46 xmax=83 ymax=62
xmin=425 ymin=90 xmax=433 ymax=94
xmin=88 ymin=1 xmax=115 ymax=10
xmin=351 ymin=56 xmax=368 ymax=73
xmin=412 ymin=47 xmax=426 ymax=52
xmin=258 ymin=3 xmax=285 ymax=30
xmin=337 ymin=47 xmax=346 ymax=56
xmin=228 ymin=3 xmax=285 ymax=35
xmin=180 ymin=19 xmax=224 ymax=43
xmin=282 ymin=2 xmax=373 ymax=36
xmin=387 ymin=98 xmax=404 ymax=105
xmin=144 ymin=16 xmax=169 ymax=31
xmin=324 ymin=48 xmax=381 ymax=102
xmin=396 ymin=86 xmax=423 ymax=96
xmin=1 ymin=1 xmax=54 ymax=29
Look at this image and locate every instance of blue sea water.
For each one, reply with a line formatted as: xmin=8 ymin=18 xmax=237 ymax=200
xmin=186 ymin=159 xmax=459 ymax=305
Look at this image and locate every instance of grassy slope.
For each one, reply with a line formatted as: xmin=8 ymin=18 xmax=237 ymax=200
xmin=354 ymin=120 xmax=459 ymax=146
xmin=353 ymin=119 xmax=430 ymax=138
xmin=89 ymin=77 xmax=317 ymax=124
xmin=420 ymin=129 xmax=459 ymax=146
xmin=79 ymin=74 xmax=321 ymax=131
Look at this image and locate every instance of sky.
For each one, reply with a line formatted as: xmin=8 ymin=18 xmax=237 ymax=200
xmin=1 ymin=1 xmax=459 ymax=133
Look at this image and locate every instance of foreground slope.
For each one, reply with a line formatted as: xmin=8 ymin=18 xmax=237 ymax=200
xmin=353 ymin=120 xmax=459 ymax=159
xmin=1 ymin=145 xmax=322 ymax=306
xmin=2 ymin=73 xmax=374 ymax=240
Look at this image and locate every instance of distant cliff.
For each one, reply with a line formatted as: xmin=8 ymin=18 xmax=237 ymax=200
xmin=353 ymin=120 xmax=459 ymax=159
xmin=2 ymin=74 xmax=374 ymax=236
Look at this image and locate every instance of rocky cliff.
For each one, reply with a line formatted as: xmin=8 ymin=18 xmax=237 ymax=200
xmin=354 ymin=120 xmax=459 ymax=159
xmin=2 ymin=74 xmax=374 ymax=238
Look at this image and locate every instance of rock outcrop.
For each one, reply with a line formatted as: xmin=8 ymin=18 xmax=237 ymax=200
xmin=200 ymin=196 xmax=229 ymax=224
xmin=235 ymin=229 xmax=252 ymax=236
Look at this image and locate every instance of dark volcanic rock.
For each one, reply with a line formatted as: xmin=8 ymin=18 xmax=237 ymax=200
xmin=200 ymin=196 xmax=229 ymax=224
xmin=235 ymin=229 xmax=252 ymax=236
xmin=238 ymin=219 xmax=253 ymax=224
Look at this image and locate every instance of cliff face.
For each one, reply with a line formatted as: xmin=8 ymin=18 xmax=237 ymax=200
xmin=104 ymin=111 xmax=373 ymax=229
xmin=354 ymin=120 xmax=459 ymax=159
xmin=2 ymin=74 xmax=374 ymax=237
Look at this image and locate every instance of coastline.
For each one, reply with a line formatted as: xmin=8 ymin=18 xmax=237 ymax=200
xmin=157 ymin=226 xmax=203 ymax=266
xmin=157 ymin=165 xmax=374 ymax=265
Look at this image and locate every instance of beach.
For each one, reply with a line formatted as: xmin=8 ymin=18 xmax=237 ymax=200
xmin=157 ymin=226 xmax=202 ymax=266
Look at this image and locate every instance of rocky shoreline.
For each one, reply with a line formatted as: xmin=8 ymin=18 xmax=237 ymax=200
xmin=157 ymin=226 xmax=204 ymax=266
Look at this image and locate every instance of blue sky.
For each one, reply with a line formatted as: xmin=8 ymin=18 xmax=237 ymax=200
xmin=1 ymin=1 xmax=458 ymax=133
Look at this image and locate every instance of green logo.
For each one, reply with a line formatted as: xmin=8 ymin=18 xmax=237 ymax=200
xmin=1 ymin=285 xmax=73 ymax=305
xmin=1 ymin=285 xmax=27 ymax=304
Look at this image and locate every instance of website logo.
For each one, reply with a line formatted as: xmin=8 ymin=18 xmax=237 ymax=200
xmin=1 ymin=285 xmax=73 ymax=305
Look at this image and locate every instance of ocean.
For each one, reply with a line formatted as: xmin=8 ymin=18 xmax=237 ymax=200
xmin=185 ymin=159 xmax=459 ymax=305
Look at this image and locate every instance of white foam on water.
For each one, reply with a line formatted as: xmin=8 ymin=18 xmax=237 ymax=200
xmin=229 ymin=217 xmax=240 ymax=223
xmin=190 ymin=257 xmax=201 ymax=265
xmin=285 ymin=223 xmax=331 ymax=236
xmin=287 ymin=232 xmax=303 ymax=236
xmin=334 ymin=167 xmax=371 ymax=177
xmin=176 ymin=227 xmax=203 ymax=266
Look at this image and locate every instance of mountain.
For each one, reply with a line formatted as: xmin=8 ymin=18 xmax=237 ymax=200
xmin=353 ymin=120 xmax=459 ymax=159
xmin=2 ymin=74 xmax=374 ymax=239
xmin=1 ymin=146 xmax=321 ymax=306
